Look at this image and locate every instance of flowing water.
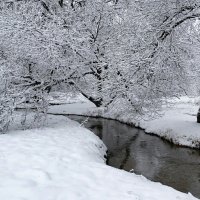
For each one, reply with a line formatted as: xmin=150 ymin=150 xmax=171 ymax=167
xmin=68 ymin=115 xmax=200 ymax=198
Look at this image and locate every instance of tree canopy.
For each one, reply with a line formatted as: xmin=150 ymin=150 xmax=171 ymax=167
xmin=0 ymin=0 xmax=200 ymax=131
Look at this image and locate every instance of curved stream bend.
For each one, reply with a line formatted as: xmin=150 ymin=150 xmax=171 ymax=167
xmin=68 ymin=115 xmax=200 ymax=199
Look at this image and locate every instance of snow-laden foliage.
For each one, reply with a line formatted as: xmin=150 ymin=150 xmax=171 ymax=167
xmin=0 ymin=0 xmax=200 ymax=131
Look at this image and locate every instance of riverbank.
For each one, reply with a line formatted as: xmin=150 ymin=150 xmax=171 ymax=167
xmin=0 ymin=114 xmax=198 ymax=200
xmin=48 ymin=94 xmax=200 ymax=149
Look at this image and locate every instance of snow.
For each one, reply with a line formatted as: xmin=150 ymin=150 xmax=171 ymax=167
xmin=48 ymin=92 xmax=88 ymax=105
xmin=130 ymin=97 xmax=200 ymax=148
xmin=48 ymin=95 xmax=200 ymax=148
xmin=0 ymin=114 xmax=198 ymax=200
xmin=48 ymin=100 xmax=96 ymax=115
xmin=138 ymin=101 xmax=200 ymax=148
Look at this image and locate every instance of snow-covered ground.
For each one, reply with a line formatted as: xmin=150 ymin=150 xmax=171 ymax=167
xmin=48 ymin=94 xmax=200 ymax=149
xmin=138 ymin=97 xmax=200 ymax=148
xmin=0 ymin=114 xmax=198 ymax=200
xmin=48 ymin=92 xmax=87 ymax=105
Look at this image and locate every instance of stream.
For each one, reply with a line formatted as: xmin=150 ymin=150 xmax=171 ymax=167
xmin=68 ymin=115 xmax=200 ymax=199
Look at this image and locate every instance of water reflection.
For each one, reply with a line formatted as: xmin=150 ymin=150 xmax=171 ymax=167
xmin=68 ymin=115 xmax=200 ymax=199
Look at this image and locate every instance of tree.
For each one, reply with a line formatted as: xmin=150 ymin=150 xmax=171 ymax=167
xmin=0 ymin=0 xmax=77 ymax=130
xmin=1 ymin=0 xmax=200 ymax=131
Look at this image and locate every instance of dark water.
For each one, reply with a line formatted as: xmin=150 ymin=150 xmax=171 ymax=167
xmin=68 ymin=115 xmax=200 ymax=199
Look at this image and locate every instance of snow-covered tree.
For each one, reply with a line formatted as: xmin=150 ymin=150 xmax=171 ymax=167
xmin=1 ymin=0 xmax=200 ymax=131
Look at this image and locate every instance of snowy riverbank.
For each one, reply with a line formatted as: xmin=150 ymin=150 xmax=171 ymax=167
xmin=137 ymin=97 xmax=200 ymax=148
xmin=48 ymin=94 xmax=200 ymax=149
xmin=0 ymin=114 xmax=198 ymax=200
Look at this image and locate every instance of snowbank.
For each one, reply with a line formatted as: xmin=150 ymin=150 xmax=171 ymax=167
xmin=0 ymin=115 xmax=198 ymax=200
xmin=138 ymin=105 xmax=200 ymax=148
xmin=48 ymin=95 xmax=200 ymax=148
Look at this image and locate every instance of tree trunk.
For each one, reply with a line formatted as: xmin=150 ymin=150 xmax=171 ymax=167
xmin=80 ymin=92 xmax=103 ymax=107
xmin=197 ymin=108 xmax=200 ymax=123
